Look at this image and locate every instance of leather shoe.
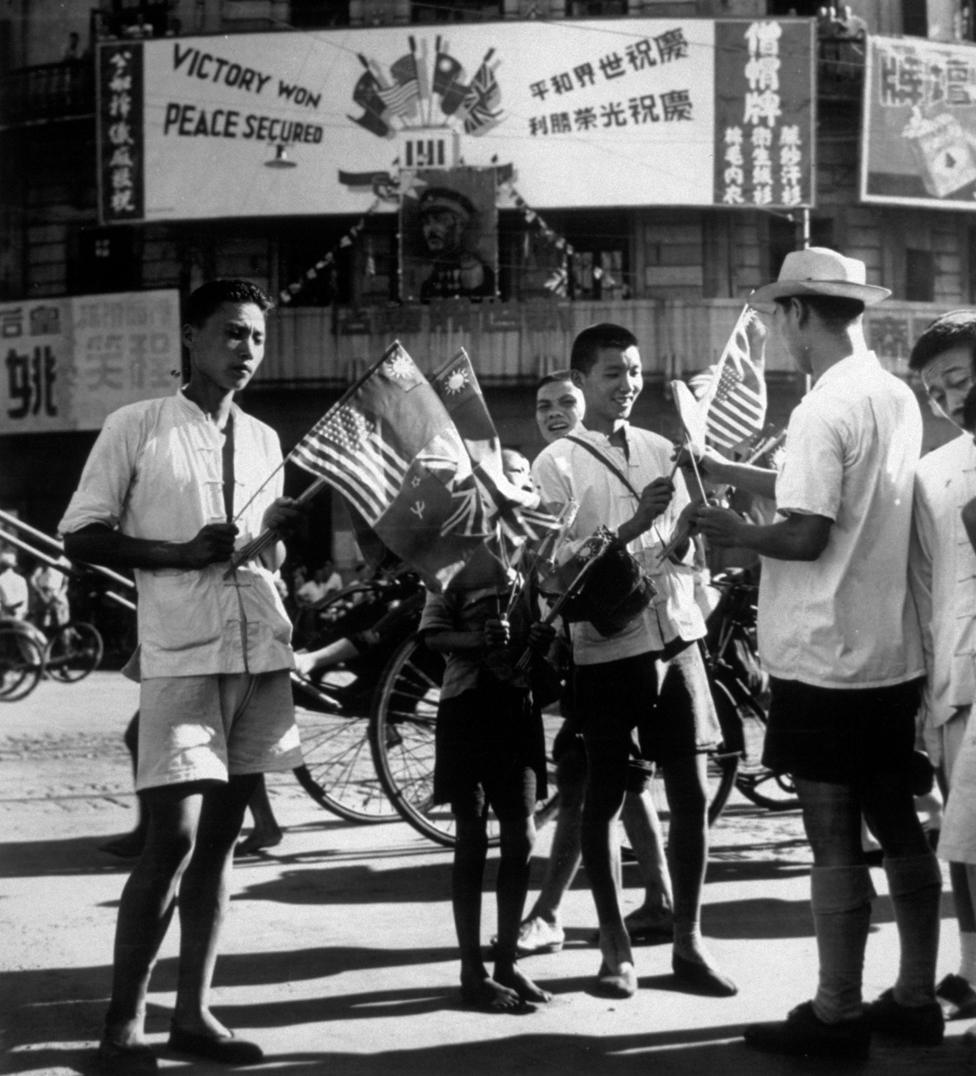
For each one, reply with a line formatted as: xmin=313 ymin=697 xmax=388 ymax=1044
xmin=671 ymin=952 xmax=738 ymax=997
xmin=937 ymin=973 xmax=976 ymax=1021
xmin=864 ymin=988 xmax=944 ymax=1045
xmin=744 ymin=1000 xmax=870 ymax=1059
xmin=96 ymin=1036 xmax=158 ymax=1074
xmin=168 ymin=1026 xmax=264 ymax=1065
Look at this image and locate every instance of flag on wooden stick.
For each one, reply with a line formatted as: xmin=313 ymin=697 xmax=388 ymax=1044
xmin=691 ymin=306 xmax=767 ymax=453
xmin=289 ymin=341 xmax=500 ymax=592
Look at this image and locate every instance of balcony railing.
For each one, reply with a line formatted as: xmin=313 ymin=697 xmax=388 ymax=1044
xmin=258 ymin=296 xmax=934 ymax=387
xmin=0 ymin=61 xmax=94 ymax=127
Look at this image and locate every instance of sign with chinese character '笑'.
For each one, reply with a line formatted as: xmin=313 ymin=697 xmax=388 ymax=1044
xmin=1 ymin=291 xmax=180 ymax=434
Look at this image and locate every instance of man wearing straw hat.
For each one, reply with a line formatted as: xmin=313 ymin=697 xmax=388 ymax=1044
xmin=693 ymin=248 xmax=943 ymax=1058
xmin=60 ymin=279 xmax=304 ymax=1073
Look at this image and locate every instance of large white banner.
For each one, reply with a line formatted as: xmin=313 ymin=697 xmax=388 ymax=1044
xmin=1 ymin=291 xmax=180 ymax=433
xmin=97 ymin=18 xmax=814 ymax=223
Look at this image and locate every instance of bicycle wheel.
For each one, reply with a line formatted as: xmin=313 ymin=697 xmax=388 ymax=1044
xmin=292 ymin=676 xmax=399 ymax=823
xmin=0 ymin=627 xmax=44 ymax=701
xmin=733 ymin=692 xmax=798 ymax=810
xmin=369 ymin=634 xmax=560 ymax=848
xmin=45 ymin=621 xmax=103 ymax=682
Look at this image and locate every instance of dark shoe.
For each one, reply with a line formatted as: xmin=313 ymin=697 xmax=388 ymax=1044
xmin=167 ymin=1027 xmax=264 ymax=1065
xmin=96 ymin=1036 xmax=158 ymax=1074
xmin=744 ymin=1001 xmax=870 ymax=1060
xmin=671 ymin=952 xmax=738 ymax=997
xmin=937 ymin=973 xmax=976 ymax=1021
xmin=864 ymin=988 xmax=944 ymax=1045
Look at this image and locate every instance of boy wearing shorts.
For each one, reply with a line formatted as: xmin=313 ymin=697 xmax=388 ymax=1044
xmin=61 ymin=279 xmax=304 ymax=1073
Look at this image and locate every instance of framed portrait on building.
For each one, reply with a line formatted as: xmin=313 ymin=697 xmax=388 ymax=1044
xmin=399 ymin=167 xmax=498 ymax=302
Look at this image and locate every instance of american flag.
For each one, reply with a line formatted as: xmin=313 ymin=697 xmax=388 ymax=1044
xmin=378 ymin=47 xmax=420 ymax=118
xmin=692 ymin=307 xmax=767 ymax=452
xmin=290 ymin=406 xmax=411 ymax=526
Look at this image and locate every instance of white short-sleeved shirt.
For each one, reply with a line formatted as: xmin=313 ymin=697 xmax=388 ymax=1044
xmin=59 ymin=392 xmax=293 ymax=678
xmin=909 ymin=433 xmax=976 ymax=728
xmin=531 ymin=425 xmax=705 ymax=665
xmin=758 ymin=352 xmax=924 ymax=688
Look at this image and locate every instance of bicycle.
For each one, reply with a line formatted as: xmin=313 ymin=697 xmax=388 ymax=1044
xmin=368 ymin=631 xmax=562 ymax=848
xmin=0 ymin=618 xmax=46 ymax=701
xmin=703 ymin=566 xmax=797 ymax=811
xmin=289 ymin=571 xmax=427 ymax=824
xmin=40 ymin=619 xmax=104 ymax=682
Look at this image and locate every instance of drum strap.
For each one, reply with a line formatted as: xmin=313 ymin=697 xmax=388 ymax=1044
xmin=565 ymin=435 xmax=641 ymax=500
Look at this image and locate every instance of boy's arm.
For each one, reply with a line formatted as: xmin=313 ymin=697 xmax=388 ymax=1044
xmin=962 ymin=496 xmax=976 ymax=555
xmin=63 ymin=521 xmax=238 ymax=571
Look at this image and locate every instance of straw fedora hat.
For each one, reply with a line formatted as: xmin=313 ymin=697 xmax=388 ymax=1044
xmin=749 ymin=247 xmax=891 ymax=309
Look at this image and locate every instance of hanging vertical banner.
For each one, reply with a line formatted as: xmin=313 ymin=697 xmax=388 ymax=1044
xmin=861 ymin=35 xmax=976 ymax=209
xmin=399 ymin=167 xmax=498 ymax=302
xmin=713 ymin=19 xmax=815 ymax=208
xmin=97 ymin=41 xmax=145 ymax=223
xmin=95 ymin=18 xmax=814 ymax=222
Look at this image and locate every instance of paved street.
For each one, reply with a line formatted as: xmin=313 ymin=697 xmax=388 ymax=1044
xmin=0 ymin=672 xmax=972 ymax=1075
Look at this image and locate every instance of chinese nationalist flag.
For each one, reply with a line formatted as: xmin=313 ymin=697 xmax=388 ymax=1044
xmin=289 ymin=342 xmax=500 ymax=592
xmin=430 ymin=349 xmax=562 ymax=576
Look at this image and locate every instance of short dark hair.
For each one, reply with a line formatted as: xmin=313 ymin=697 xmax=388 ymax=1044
xmin=774 ymin=294 xmax=864 ymax=330
xmin=908 ymin=308 xmax=976 ymax=372
xmin=570 ymin=323 xmax=638 ymax=375
xmin=184 ymin=279 xmax=273 ymax=328
xmin=536 ymin=369 xmax=575 ymax=393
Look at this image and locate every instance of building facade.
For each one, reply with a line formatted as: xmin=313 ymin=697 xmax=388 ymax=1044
xmin=1 ymin=0 xmax=972 ymax=567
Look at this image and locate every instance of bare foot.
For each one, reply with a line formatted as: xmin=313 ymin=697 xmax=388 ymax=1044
xmin=460 ymin=973 xmax=522 ymax=1012
xmin=235 ymin=829 xmax=283 ymax=857
xmin=595 ymin=959 xmax=638 ymax=998
xmin=495 ymin=963 xmax=551 ymax=1004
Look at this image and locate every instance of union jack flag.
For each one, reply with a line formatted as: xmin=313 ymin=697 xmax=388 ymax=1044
xmin=459 ymin=49 xmax=503 ymax=135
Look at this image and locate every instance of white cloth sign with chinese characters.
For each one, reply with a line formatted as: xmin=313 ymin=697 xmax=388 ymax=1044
xmin=0 ymin=290 xmax=180 ymax=433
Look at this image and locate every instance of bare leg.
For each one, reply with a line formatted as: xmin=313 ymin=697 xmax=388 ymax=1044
xmin=100 ymin=712 xmax=148 ymax=858
xmin=580 ymin=729 xmax=635 ymax=996
xmin=621 ymin=788 xmax=674 ymax=934
xmin=493 ymin=812 xmax=551 ymax=1004
xmin=454 ymin=812 xmax=520 ymax=1011
xmin=172 ymin=773 xmax=259 ymax=1035
xmin=235 ymin=775 xmax=283 ymax=855
xmin=102 ymin=784 xmax=205 ymax=1047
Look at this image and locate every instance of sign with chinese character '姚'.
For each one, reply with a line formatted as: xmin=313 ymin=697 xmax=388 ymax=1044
xmin=1 ymin=291 xmax=180 ymax=434
xmin=96 ymin=18 xmax=814 ymax=223
xmin=861 ymin=35 xmax=976 ymax=209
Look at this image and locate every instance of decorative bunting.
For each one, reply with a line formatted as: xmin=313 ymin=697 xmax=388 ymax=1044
xmin=278 ymin=197 xmax=383 ymax=304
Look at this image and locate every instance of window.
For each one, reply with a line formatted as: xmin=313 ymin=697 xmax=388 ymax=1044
xmin=905 ymin=248 xmax=935 ymax=302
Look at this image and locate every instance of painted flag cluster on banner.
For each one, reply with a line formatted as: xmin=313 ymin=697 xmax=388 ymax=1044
xmin=289 ymin=342 xmax=501 ymax=591
xmin=690 ymin=306 xmax=767 ymax=453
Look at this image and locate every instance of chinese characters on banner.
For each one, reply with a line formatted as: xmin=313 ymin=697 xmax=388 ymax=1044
xmin=98 ymin=42 xmax=145 ymax=222
xmin=525 ymin=28 xmax=694 ymax=136
xmin=861 ymin=35 xmax=976 ymax=209
xmin=1 ymin=291 xmax=180 ymax=433
xmin=95 ymin=18 xmax=814 ymax=222
xmin=714 ymin=20 xmax=815 ymax=208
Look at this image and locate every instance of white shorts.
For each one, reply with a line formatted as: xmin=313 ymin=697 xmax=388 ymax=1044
xmin=923 ymin=706 xmax=970 ymax=780
xmin=136 ymin=670 xmax=303 ymax=791
xmin=940 ymin=709 xmax=976 ymax=865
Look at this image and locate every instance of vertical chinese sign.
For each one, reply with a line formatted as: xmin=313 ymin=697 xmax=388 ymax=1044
xmin=1 ymin=291 xmax=180 ymax=434
xmin=861 ymin=35 xmax=976 ymax=209
xmin=98 ymin=42 xmax=145 ymax=223
xmin=714 ymin=20 xmax=815 ymax=209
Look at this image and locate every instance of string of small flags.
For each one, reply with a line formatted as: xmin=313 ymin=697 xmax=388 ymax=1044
xmin=277 ymin=197 xmax=383 ymax=305
xmin=498 ymin=175 xmax=574 ymax=295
